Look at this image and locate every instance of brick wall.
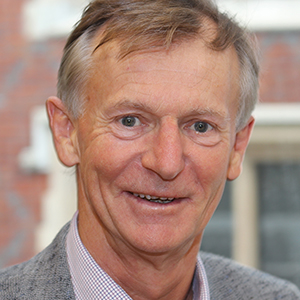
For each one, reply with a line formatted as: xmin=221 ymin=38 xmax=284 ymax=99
xmin=0 ymin=0 xmax=66 ymax=267
xmin=258 ymin=31 xmax=300 ymax=103
xmin=0 ymin=0 xmax=299 ymax=268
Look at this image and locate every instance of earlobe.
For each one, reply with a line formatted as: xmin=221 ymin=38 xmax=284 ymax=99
xmin=46 ymin=96 xmax=79 ymax=167
xmin=227 ymin=117 xmax=255 ymax=181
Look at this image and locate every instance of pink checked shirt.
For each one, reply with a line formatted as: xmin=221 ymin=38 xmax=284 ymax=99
xmin=66 ymin=212 xmax=210 ymax=300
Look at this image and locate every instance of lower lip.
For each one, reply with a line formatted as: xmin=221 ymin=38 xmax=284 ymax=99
xmin=122 ymin=192 xmax=191 ymax=223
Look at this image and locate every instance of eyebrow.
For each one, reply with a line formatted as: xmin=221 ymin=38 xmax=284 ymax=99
xmin=112 ymin=99 xmax=153 ymax=111
xmin=188 ymin=107 xmax=230 ymax=121
xmin=110 ymin=99 xmax=231 ymax=122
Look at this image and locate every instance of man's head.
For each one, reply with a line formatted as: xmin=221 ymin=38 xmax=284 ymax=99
xmin=47 ymin=0 xmax=258 ymax=257
xmin=57 ymin=0 xmax=259 ymax=131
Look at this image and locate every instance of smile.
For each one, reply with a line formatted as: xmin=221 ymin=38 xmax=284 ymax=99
xmin=133 ymin=193 xmax=175 ymax=204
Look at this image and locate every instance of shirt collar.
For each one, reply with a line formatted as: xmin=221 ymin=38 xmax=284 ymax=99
xmin=66 ymin=212 xmax=210 ymax=300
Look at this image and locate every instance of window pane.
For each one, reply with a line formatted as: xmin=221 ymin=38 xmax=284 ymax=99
xmin=259 ymin=163 xmax=300 ymax=287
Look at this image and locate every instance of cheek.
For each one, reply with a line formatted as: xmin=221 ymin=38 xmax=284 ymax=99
xmin=80 ymin=136 xmax=139 ymax=183
xmin=193 ymin=143 xmax=231 ymax=182
xmin=77 ymin=138 xmax=130 ymax=211
xmin=192 ymin=148 xmax=230 ymax=221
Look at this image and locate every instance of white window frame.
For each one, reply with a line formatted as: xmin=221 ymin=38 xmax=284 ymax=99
xmin=217 ymin=0 xmax=300 ymax=31
xmin=23 ymin=0 xmax=89 ymax=40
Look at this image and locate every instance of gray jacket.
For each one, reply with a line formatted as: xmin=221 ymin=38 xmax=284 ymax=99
xmin=1 ymin=223 xmax=300 ymax=299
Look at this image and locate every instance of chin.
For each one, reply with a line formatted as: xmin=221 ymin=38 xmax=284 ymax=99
xmin=123 ymin=226 xmax=199 ymax=256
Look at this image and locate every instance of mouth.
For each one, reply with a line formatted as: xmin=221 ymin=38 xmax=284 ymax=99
xmin=131 ymin=193 xmax=176 ymax=204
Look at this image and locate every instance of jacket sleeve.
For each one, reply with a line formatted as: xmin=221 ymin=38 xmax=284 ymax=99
xmin=0 ymin=223 xmax=75 ymax=300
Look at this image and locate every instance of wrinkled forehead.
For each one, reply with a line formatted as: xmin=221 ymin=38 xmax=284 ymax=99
xmin=86 ymin=34 xmax=241 ymax=120
xmin=89 ymin=22 xmax=240 ymax=83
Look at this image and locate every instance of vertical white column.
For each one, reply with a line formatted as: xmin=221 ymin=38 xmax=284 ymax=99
xmin=35 ymin=144 xmax=77 ymax=252
xmin=232 ymin=156 xmax=260 ymax=268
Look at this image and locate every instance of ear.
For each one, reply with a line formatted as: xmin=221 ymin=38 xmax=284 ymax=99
xmin=227 ymin=116 xmax=255 ymax=181
xmin=46 ymin=96 xmax=79 ymax=167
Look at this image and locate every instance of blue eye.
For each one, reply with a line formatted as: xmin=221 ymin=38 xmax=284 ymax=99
xmin=193 ymin=121 xmax=211 ymax=133
xmin=121 ymin=116 xmax=140 ymax=127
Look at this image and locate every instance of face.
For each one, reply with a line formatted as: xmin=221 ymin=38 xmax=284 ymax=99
xmin=48 ymin=37 xmax=253 ymax=256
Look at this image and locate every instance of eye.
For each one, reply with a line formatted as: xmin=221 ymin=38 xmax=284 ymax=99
xmin=120 ymin=116 xmax=141 ymax=127
xmin=192 ymin=121 xmax=212 ymax=133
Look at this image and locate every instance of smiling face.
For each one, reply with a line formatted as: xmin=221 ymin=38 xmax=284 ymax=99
xmin=48 ymin=36 xmax=254 ymax=257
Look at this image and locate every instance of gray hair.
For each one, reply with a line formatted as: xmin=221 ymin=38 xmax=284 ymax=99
xmin=57 ymin=0 xmax=259 ymax=131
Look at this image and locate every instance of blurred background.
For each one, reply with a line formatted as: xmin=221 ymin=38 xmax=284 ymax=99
xmin=0 ymin=0 xmax=300 ymax=287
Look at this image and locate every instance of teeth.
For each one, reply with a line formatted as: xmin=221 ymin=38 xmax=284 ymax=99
xmin=133 ymin=193 xmax=175 ymax=203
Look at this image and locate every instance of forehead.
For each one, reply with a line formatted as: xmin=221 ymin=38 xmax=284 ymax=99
xmin=87 ymin=36 xmax=240 ymax=116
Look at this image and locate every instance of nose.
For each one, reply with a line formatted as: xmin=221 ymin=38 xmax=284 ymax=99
xmin=141 ymin=117 xmax=185 ymax=180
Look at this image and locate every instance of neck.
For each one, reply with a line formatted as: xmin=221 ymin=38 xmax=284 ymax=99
xmin=78 ymin=209 xmax=202 ymax=300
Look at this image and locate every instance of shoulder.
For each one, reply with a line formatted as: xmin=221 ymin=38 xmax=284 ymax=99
xmin=200 ymin=251 xmax=300 ymax=300
xmin=0 ymin=223 xmax=74 ymax=299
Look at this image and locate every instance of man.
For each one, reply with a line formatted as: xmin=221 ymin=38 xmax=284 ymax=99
xmin=1 ymin=0 xmax=299 ymax=299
